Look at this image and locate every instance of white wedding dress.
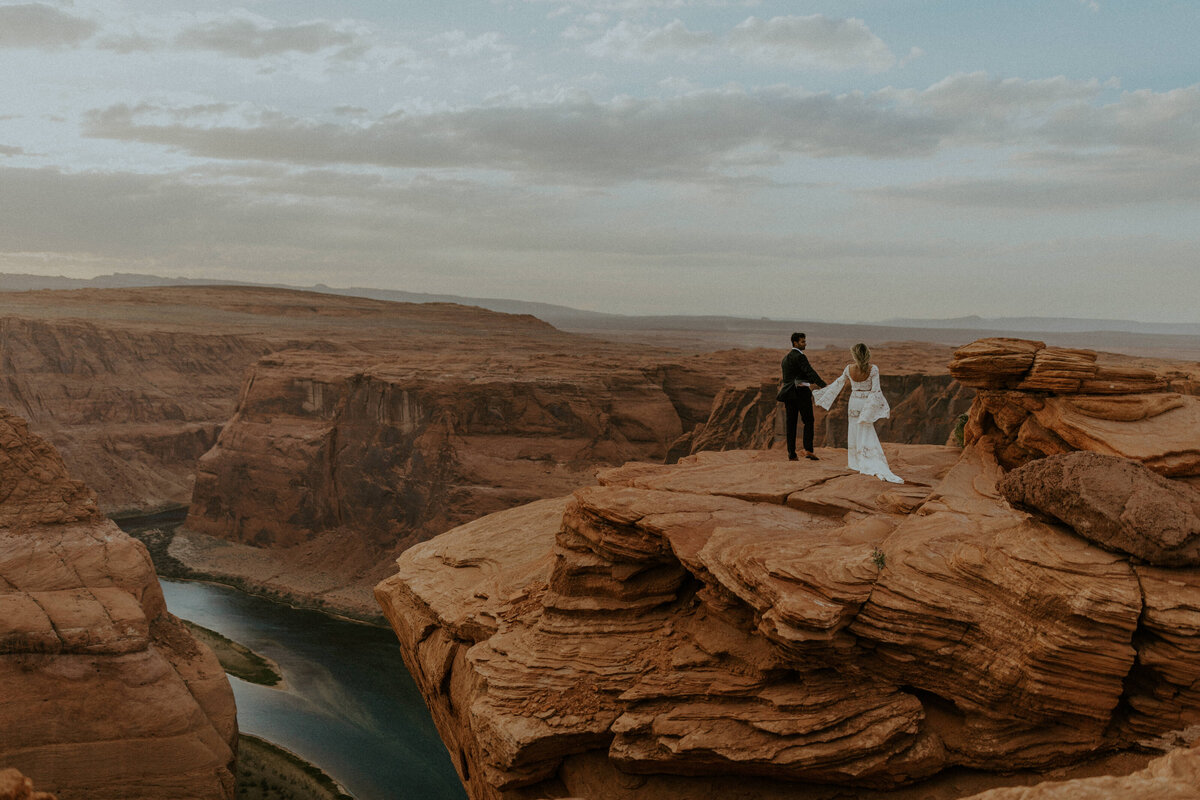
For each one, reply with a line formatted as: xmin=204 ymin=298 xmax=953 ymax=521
xmin=811 ymin=364 xmax=903 ymax=483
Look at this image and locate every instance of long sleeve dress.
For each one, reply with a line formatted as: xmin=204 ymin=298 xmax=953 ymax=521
xmin=811 ymin=364 xmax=903 ymax=483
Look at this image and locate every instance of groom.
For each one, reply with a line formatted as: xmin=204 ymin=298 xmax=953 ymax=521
xmin=777 ymin=331 xmax=826 ymax=461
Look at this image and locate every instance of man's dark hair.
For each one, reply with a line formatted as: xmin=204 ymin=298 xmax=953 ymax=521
xmin=791 ymin=332 xmax=806 ymax=345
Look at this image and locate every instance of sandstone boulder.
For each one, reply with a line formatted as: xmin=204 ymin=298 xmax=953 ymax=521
xmin=0 ymin=769 xmax=55 ymax=800
xmin=1000 ymin=452 xmax=1200 ymax=566
xmin=950 ymin=339 xmax=1200 ymax=474
xmin=0 ymin=407 xmax=237 ymax=800
xmin=950 ymin=339 xmax=1167 ymax=395
xmin=948 ymin=338 xmax=1046 ymax=389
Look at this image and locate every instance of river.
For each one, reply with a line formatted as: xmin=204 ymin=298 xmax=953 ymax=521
xmin=160 ymin=579 xmax=467 ymax=800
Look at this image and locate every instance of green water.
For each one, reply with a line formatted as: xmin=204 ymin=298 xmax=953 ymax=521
xmin=160 ymin=579 xmax=467 ymax=800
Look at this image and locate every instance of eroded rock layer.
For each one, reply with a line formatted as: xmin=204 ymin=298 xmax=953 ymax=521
xmin=377 ymin=339 xmax=1200 ymax=799
xmin=0 ymin=285 xmax=607 ymax=513
xmin=181 ymin=337 xmax=975 ymax=618
xmin=0 ymin=407 xmax=237 ymax=800
xmin=0 ymin=312 xmax=269 ymax=512
xmin=950 ymin=338 xmax=1200 ymax=474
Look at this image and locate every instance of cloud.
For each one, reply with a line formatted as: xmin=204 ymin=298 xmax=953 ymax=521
xmin=868 ymin=161 xmax=1200 ymax=210
xmin=1040 ymin=85 xmax=1200 ymax=154
xmin=76 ymin=10 xmax=382 ymax=62
xmin=0 ymin=3 xmax=97 ymax=49
xmin=581 ymin=14 xmax=895 ymax=72
xmin=584 ymin=19 xmax=713 ymax=60
xmin=529 ymin=0 xmax=760 ymax=9
xmin=94 ymin=32 xmax=157 ymax=54
xmin=0 ymin=161 xmax=939 ymax=301
xmin=863 ymin=80 xmax=1200 ymax=210
xmin=428 ymin=30 xmax=515 ymax=63
xmin=0 ymin=155 xmax=1192 ymax=321
xmin=78 ymin=75 xmax=1200 ymax=212
xmin=81 ymin=88 xmax=950 ymax=183
xmin=173 ymin=14 xmax=367 ymax=59
xmin=0 ymin=145 xmax=26 ymax=156
xmin=917 ymin=72 xmax=1108 ymax=116
xmin=727 ymin=15 xmax=894 ymax=72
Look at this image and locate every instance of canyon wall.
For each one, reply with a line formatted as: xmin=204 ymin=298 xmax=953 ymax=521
xmin=186 ymin=350 xmax=703 ymax=550
xmin=0 ymin=315 xmax=270 ymax=512
xmin=375 ymin=338 xmax=1200 ymax=800
xmin=0 ymin=285 xmax=571 ymax=514
xmin=0 ymin=406 xmax=238 ymax=800
xmin=178 ymin=342 xmax=974 ymax=617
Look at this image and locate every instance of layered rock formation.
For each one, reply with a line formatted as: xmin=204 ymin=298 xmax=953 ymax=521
xmin=187 ymin=349 xmax=692 ymax=550
xmin=0 ymin=407 xmax=237 ymax=800
xmin=376 ymin=338 xmax=1200 ymax=799
xmin=0 ymin=309 xmax=270 ymax=512
xmin=180 ymin=338 xmax=975 ymax=617
xmin=0 ymin=285 xmax=591 ymax=513
xmin=176 ymin=343 xmax=725 ymax=618
xmin=951 ymin=338 xmax=1200 ymax=474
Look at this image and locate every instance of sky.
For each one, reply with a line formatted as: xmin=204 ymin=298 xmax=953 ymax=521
xmin=0 ymin=0 xmax=1197 ymax=323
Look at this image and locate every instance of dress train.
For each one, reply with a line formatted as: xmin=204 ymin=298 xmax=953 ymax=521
xmin=811 ymin=365 xmax=903 ymax=483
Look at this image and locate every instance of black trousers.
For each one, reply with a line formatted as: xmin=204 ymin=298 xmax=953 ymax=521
xmin=784 ymin=386 xmax=815 ymax=455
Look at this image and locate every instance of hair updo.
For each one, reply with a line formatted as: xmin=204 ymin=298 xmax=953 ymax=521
xmin=852 ymin=342 xmax=871 ymax=374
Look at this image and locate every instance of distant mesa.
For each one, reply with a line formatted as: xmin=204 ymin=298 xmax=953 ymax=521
xmin=885 ymin=314 xmax=1200 ymax=337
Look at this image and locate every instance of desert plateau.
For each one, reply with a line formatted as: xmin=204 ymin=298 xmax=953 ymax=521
xmin=1 ymin=279 xmax=1199 ymax=800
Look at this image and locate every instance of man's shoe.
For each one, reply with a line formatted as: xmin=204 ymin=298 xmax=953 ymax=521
xmin=788 ymin=453 xmax=799 ymax=461
xmin=805 ymin=452 xmax=819 ymax=460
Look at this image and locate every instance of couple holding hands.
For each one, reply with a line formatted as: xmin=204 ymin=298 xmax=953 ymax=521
xmin=777 ymin=331 xmax=903 ymax=483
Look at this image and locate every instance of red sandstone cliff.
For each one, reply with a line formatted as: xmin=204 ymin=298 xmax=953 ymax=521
xmin=374 ymin=338 xmax=1200 ymax=800
xmin=0 ymin=286 xmax=575 ymax=514
xmin=951 ymin=338 xmax=1200 ymax=475
xmin=178 ymin=340 xmax=974 ymax=618
xmin=0 ymin=407 xmax=237 ymax=800
xmin=0 ymin=314 xmax=267 ymax=512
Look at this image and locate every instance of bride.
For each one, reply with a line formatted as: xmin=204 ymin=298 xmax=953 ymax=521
xmin=811 ymin=343 xmax=903 ymax=483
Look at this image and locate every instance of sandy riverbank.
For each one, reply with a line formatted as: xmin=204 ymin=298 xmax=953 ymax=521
xmin=236 ymin=735 xmax=353 ymax=800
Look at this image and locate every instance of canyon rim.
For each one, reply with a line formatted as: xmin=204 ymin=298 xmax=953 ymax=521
xmin=4 ymin=284 xmax=1200 ymax=799
xmin=376 ymin=337 xmax=1200 ymax=800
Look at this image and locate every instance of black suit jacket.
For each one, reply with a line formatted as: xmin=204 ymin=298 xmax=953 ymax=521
xmin=777 ymin=348 xmax=826 ymax=402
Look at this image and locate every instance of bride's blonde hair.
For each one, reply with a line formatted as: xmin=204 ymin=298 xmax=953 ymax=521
xmin=852 ymin=342 xmax=871 ymax=374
